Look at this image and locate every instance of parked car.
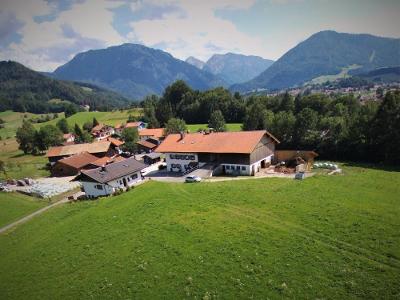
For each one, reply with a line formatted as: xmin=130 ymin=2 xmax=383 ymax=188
xmin=185 ymin=175 xmax=201 ymax=183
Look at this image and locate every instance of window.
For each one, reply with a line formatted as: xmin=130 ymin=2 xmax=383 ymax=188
xmin=236 ymin=166 xmax=240 ymax=171
xmin=95 ymin=184 xmax=103 ymax=190
xmin=131 ymin=174 xmax=138 ymax=180
xmin=170 ymin=154 xmax=195 ymax=160
xmin=225 ymin=165 xmax=230 ymax=170
xmin=241 ymin=166 xmax=246 ymax=171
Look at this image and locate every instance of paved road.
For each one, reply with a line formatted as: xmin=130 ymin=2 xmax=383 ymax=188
xmin=0 ymin=192 xmax=83 ymax=234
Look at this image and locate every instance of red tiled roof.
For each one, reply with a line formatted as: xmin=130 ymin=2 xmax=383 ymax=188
xmin=47 ymin=142 xmax=111 ymax=157
xmin=91 ymin=124 xmax=104 ymax=132
xmin=139 ymin=128 xmax=165 ymax=139
xmin=136 ymin=140 xmax=157 ymax=149
xmin=91 ymin=155 xmax=125 ymax=167
xmin=95 ymin=137 xmax=124 ymax=147
xmin=125 ymin=122 xmax=144 ymax=128
xmin=57 ymin=152 xmax=99 ymax=169
xmin=156 ymin=130 xmax=279 ymax=154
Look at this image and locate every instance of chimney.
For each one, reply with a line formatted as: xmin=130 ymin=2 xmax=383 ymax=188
xmin=179 ymin=131 xmax=185 ymax=140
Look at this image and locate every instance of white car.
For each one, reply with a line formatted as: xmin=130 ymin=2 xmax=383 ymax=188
xmin=185 ymin=175 xmax=201 ymax=183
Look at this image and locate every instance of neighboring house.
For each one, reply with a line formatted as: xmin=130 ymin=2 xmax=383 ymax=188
xmin=46 ymin=141 xmax=115 ymax=164
xmin=138 ymin=128 xmax=165 ymax=142
xmin=156 ymin=130 xmax=279 ymax=176
xmin=136 ymin=140 xmax=158 ymax=153
xmin=63 ymin=133 xmax=75 ymax=143
xmin=51 ymin=152 xmax=100 ymax=177
xmin=75 ymin=157 xmax=147 ymax=198
xmin=85 ymin=155 xmax=126 ymax=169
xmin=143 ymin=153 xmax=162 ymax=165
xmin=91 ymin=124 xmax=115 ymax=141
xmin=96 ymin=137 xmax=124 ymax=154
xmin=115 ymin=121 xmax=146 ymax=135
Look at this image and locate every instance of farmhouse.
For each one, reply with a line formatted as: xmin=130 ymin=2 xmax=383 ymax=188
xmin=91 ymin=124 xmax=115 ymax=141
xmin=138 ymin=128 xmax=165 ymax=141
xmin=156 ymin=130 xmax=279 ymax=176
xmin=136 ymin=140 xmax=158 ymax=153
xmin=75 ymin=157 xmax=147 ymax=198
xmin=51 ymin=152 xmax=99 ymax=176
xmin=46 ymin=141 xmax=115 ymax=164
xmin=115 ymin=121 xmax=146 ymax=135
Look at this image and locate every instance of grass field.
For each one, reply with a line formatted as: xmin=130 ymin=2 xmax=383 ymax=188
xmin=0 ymin=139 xmax=49 ymax=180
xmin=0 ymin=192 xmax=47 ymax=228
xmin=187 ymin=123 xmax=242 ymax=132
xmin=0 ymin=109 xmax=142 ymax=139
xmin=0 ymin=164 xmax=399 ymax=299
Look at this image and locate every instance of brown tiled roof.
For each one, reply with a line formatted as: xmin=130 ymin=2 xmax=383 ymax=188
xmin=156 ymin=130 xmax=279 ymax=154
xmin=125 ymin=122 xmax=144 ymax=128
xmin=139 ymin=128 xmax=165 ymax=138
xmin=91 ymin=155 xmax=125 ymax=167
xmin=80 ymin=156 xmax=146 ymax=183
xmin=47 ymin=142 xmax=111 ymax=157
xmin=106 ymin=137 xmax=124 ymax=147
xmin=91 ymin=124 xmax=104 ymax=132
xmin=137 ymin=140 xmax=157 ymax=149
xmin=57 ymin=152 xmax=99 ymax=169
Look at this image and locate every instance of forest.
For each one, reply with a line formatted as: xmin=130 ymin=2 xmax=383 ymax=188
xmin=142 ymin=80 xmax=400 ymax=165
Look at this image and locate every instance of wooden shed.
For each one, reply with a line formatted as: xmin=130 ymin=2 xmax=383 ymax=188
xmin=274 ymin=150 xmax=318 ymax=171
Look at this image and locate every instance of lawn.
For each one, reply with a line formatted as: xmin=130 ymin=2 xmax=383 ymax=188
xmin=0 ymin=165 xmax=399 ymax=299
xmin=0 ymin=139 xmax=49 ymax=180
xmin=0 ymin=109 xmax=142 ymax=139
xmin=0 ymin=192 xmax=47 ymax=228
xmin=187 ymin=123 xmax=242 ymax=132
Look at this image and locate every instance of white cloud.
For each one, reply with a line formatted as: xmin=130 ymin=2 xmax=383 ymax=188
xmin=127 ymin=0 xmax=266 ymax=62
xmin=0 ymin=0 xmax=126 ymax=71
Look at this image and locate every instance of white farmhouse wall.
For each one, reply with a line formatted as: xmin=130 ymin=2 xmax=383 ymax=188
xmin=165 ymin=153 xmax=198 ymax=172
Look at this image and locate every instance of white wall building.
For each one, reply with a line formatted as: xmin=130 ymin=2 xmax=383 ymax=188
xmin=75 ymin=156 xmax=147 ymax=198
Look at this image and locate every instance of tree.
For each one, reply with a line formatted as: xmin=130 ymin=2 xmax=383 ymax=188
xmin=127 ymin=114 xmax=137 ymax=122
xmin=0 ymin=160 xmax=6 ymax=176
xmin=64 ymin=104 xmax=77 ymax=118
xmin=36 ymin=125 xmax=63 ymax=152
xmin=143 ymin=101 xmax=160 ymax=128
xmin=163 ymin=80 xmax=192 ymax=111
xmin=208 ymin=110 xmax=226 ymax=132
xmin=242 ymin=102 xmax=267 ymax=131
xmin=74 ymin=123 xmax=92 ymax=143
xmin=165 ymin=118 xmax=187 ymax=135
xmin=294 ymin=108 xmax=319 ymax=147
xmin=121 ymin=127 xmax=139 ymax=153
xmin=16 ymin=120 xmax=36 ymax=154
xmin=82 ymin=122 xmax=93 ymax=132
xmin=279 ymin=92 xmax=295 ymax=112
xmin=271 ymin=111 xmax=296 ymax=145
xmin=56 ymin=118 xmax=69 ymax=134
xmin=92 ymin=117 xmax=99 ymax=127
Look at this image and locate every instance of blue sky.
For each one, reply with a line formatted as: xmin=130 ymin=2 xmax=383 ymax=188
xmin=0 ymin=0 xmax=399 ymax=71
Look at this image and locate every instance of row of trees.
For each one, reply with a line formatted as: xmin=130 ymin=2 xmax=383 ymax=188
xmin=141 ymin=80 xmax=400 ymax=164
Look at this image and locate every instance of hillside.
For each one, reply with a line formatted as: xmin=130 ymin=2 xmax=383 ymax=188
xmin=0 ymin=61 xmax=130 ymax=113
xmin=0 ymin=166 xmax=399 ymax=298
xmin=52 ymin=44 xmax=227 ymax=99
xmin=231 ymin=31 xmax=400 ymax=92
xmin=358 ymin=66 xmax=400 ymax=83
xmin=204 ymin=53 xmax=273 ymax=85
xmin=185 ymin=56 xmax=206 ymax=69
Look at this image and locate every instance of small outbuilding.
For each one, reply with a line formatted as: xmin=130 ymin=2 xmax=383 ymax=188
xmin=143 ymin=153 xmax=162 ymax=165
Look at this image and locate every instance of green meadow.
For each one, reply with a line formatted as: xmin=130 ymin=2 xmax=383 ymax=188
xmin=187 ymin=123 xmax=242 ymax=132
xmin=0 ymin=164 xmax=399 ymax=299
xmin=0 ymin=192 xmax=47 ymax=228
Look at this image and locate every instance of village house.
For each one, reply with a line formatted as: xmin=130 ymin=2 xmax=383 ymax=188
xmin=46 ymin=141 xmax=115 ymax=164
xmin=115 ymin=121 xmax=146 ymax=135
xmin=62 ymin=133 xmax=75 ymax=144
xmin=91 ymin=124 xmax=115 ymax=141
xmin=156 ymin=130 xmax=279 ymax=176
xmin=138 ymin=128 xmax=165 ymax=142
xmin=75 ymin=156 xmax=147 ymax=198
xmin=143 ymin=153 xmax=162 ymax=165
xmin=136 ymin=140 xmax=158 ymax=153
xmin=51 ymin=151 xmax=126 ymax=177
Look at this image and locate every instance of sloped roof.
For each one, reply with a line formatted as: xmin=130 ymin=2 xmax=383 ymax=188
xmin=139 ymin=128 xmax=165 ymax=138
xmin=98 ymin=137 xmax=124 ymax=147
xmin=47 ymin=142 xmax=111 ymax=157
xmin=91 ymin=124 xmax=104 ymax=132
xmin=137 ymin=140 xmax=157 ymax=149
xmin=156 ymin=130 xmax=279 ymax=154
xmin=91 ymin=155 xmax=125 ymax=167
xmin=57 ymin=152 xmax=99 ymax=169
xmin=125 ymin=122 xmax=144 ymax=128
xmin=80 ymin=156 xmax=146 ymax=183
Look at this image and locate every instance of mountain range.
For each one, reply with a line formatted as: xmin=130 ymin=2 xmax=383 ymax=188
xmin=231 ymin=30 xmax=400 ymax=92
xmin=186 ymin=53 xmax=274 ymax=85
xmin=0 ymin=61 xmax=130 ymax=113
xmin=51 ymin=44 xmax=226 ymax=100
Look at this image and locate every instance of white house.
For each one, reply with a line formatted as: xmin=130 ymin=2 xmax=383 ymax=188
xmin=75 ymin=156 xmax=147 ymax=198
xmin=156 ymin=130 xmax=279 ymax=176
